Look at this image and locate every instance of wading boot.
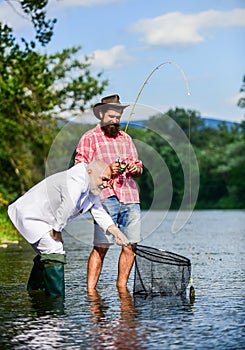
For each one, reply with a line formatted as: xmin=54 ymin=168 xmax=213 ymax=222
xmin=27 ymin=255 xmax=45 ymax=292
xmin=41 ymin=254 xmax=66 ymax=297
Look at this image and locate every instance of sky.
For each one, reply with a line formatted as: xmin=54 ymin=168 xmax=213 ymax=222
xmin=1 ymin=0 xmax=245 ymax=123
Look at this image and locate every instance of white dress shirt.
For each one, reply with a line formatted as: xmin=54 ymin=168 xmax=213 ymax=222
xmin=8 ymin=163 xmax=114 ymax=244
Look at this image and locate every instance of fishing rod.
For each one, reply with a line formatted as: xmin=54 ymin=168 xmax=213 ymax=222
xmin=116 ymin=61 xmax=191 ymax=162
xmin=118 ymin=61 xmax=195 ymax=300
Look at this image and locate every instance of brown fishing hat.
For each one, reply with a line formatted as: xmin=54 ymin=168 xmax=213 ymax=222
xmin=93 ymin=94 xmax=129 ymax=119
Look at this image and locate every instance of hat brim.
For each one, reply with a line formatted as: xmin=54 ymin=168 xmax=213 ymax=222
xmin=93 ymin=103 xmax=129 ymax=119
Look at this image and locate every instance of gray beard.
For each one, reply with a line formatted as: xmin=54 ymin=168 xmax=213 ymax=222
xmin=90 ymin=187 xmax=102 ymax=196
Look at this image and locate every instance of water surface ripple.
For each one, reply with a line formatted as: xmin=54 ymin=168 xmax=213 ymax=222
xmin=0 ymin=210 xmax=244 ymax=349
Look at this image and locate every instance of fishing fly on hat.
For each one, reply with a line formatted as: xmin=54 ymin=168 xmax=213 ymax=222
xmin=93 ymin=94 xmax=129 ymax=119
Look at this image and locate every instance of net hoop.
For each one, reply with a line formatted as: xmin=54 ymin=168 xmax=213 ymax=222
xmin=135 ymin=245 xmax=191 ymax=267
xmin=133 ymin=245 xmax=192 ymax=296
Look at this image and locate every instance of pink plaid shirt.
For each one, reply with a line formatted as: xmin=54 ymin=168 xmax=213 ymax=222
xmin=75 ymin=124 xmax=142 ymax=203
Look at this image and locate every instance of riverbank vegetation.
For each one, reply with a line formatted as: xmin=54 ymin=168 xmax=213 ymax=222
xmin=0 ymin=1 xmax=244 ymax=242
xmin=130 ymin=110 xmax=245 ymax=209
xmin=0 ymin=209 xmax=21 ymax=243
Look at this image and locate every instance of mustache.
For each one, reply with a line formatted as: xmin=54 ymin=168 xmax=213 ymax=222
xmin=101 ymin=122 xmax=120 ymax=128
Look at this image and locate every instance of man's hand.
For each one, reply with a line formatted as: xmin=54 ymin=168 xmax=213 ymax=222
xmin=50 ymin=229 xmax=63 ymax=243
xmin=115 ymin=230 xmax=130 ymax=246
xmin=110 ymin=162 xmax=120 ymax=177
xmin=127 ymin=162 xmax=142 ymax=177
xmin=107 ymin=224 xmax=129 ymax=246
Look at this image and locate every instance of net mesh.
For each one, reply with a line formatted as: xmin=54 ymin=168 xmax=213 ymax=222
xmin=133 ymin=245 xmax=191 ymax=296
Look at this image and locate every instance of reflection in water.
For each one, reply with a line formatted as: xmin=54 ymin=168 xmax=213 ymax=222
xmin=1 ymin=211 xmax=244 ymax=349
xmin=134 ymin=294 xmax=195 ymax=318
xmin=28 ymin=291 xmax=65 ymax=317
xmin=88 ymin=287 xmax=146 ymax=349
xmin=10 ymin=317 xmax=66 ymax=350
xmin=87 ymin=288 xmax=106 ymax=321
xmin=8 ymin=293 xmax=66 ymax=349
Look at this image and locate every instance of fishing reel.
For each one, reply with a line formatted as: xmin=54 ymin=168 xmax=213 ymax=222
xmin=116 ymin=160 xmax=127 ymax=174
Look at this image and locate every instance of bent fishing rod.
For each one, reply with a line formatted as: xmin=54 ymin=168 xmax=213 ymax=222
xmin=116 ymin=60 xmax=191 ymax=164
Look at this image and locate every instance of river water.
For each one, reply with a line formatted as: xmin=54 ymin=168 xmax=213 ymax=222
xmin=0 ymin=210 xmax=244 ymax=349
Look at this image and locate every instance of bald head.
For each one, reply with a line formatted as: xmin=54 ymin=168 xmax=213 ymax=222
xmin=86 ymin=160 xmax=110 ymax=174
xmin=86 ymin=160 xmax=111 ymax=196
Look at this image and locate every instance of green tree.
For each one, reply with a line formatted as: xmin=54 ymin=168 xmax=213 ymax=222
xmin=193 ymin=122 xmax=244 ymax=208
xmin=0 ymin=3 xmax=108 ymax=203
xmin=128 ymin=109 xmax=244 ymax=210
xmin=128 ymin=112 xmax=193 ymax=209
xmin=5 ymin=0 xmax=56 ymax=46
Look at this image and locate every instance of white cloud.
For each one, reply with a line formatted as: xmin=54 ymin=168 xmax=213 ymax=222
xmin=130 ymin=8 xmax=245 ymax=47
xmin=89 ymin=45 xmax=134 ymax=68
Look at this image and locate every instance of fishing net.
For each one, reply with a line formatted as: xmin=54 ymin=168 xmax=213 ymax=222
xmin=133 ymin=245 xmax=191 ymax=296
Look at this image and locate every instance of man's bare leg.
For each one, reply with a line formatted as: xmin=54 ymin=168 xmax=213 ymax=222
xmin=116 ymin=245 xmax=135 ymax=287
xmin=87 ymin=246 xmax=108 ymax=291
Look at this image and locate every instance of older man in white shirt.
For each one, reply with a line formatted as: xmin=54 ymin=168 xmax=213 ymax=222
xmin=8 ymin=160 xmax=129 ymax=297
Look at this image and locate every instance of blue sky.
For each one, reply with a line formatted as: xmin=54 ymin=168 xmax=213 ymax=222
xmin=1 ymin=0 xmax=245 ymax=122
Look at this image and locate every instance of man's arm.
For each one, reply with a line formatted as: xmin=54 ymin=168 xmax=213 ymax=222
xmin=125 ymin=133 xmax=143 ymax=177
xmin=50 ymin=229 xmax=63 ymax=243
xmin=106 ymin=225 xmax=129 ymax=246
xmin=90 ymin=198 xmax=129 ymax=246
xmin=127 ymin=162 xmax=143 ymax=177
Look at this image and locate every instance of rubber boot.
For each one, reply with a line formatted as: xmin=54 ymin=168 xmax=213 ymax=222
xmin=41 ymin=254 xmax=66 ymax=297
xmin=27 ymin=255 xmax=45 ymax=292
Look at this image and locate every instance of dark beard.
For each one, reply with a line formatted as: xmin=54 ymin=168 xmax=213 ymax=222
xmin=101 ymin=124 xmax=120 ymax=138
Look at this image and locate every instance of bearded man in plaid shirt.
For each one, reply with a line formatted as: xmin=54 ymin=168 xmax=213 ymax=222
xmin=75 ymin=94 xmax=143 ymax=291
